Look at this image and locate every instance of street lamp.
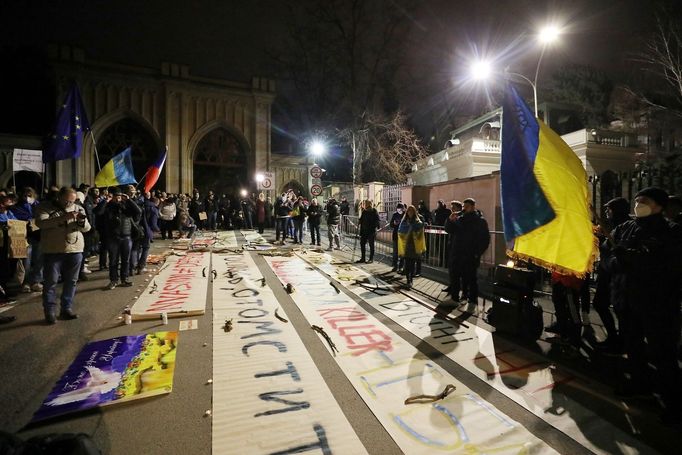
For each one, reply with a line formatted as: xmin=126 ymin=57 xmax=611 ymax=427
xmin=468 ymin=24 xmax=561 ymax=118
xmin=240 ymin=189 xmax=248 ymax=198
xmin=255 ymin=173 xmax=264 ymax=183
xmin=309 ymin=140 xmax=327 ymax=159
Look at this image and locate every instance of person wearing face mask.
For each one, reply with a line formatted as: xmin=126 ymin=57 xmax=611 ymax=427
xmin=34 ymin=187 xmax=91 ymax=324
xmin=274 ymin=193 xmax=291 ymax=244
xmin=11 ymin=188 xmax=43 ymax=293
xmin=389 ymin=203 xmax=405 ymax=272
xmin=610 ymin=187 xmax=682 ymax=424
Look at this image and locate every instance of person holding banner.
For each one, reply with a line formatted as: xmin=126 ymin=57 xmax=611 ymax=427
xmin=34 ymin=187 xmax=91 ymax=324
xmin=11 ymin=187 xmax=43 ymax=293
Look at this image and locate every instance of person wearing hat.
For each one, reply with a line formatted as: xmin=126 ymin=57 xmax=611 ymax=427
xmin=450 ymin=198 xmax=489 ymax=304
xmin=592 ymin=197 xmax=631 ymax=354
xmin=389 ymin=203 xmax=405 ymax=272
xmin=610 ymin=187 xmax=682 ymax=424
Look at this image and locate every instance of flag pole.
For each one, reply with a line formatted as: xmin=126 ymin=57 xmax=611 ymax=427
xmin=89 ymin=130 xmax=102 ymax=172
xmin=136 ymin=170 xmax=150 ymax=190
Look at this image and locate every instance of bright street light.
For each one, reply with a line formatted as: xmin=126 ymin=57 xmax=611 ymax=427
xmin=240 ymin=189 xmax=248 ymax=198
xmin=469 ymin=59 xmax=492 ymax=81
xmin=538 ymin=25 xmax=560 ymax=44
xmin=310 ymin=140 xmax=326 ymax=157
xmin=255 ymin=173 xmax=264 ymax=183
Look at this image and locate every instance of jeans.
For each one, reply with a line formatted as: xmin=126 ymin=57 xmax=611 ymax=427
xmin=309 ymin=222 xmax=320 ymax=244
xmin=131 ymin=236 xmax=151 ymax=273
xmin=293 ymin=219 xmax=304 ymax=242
xmin=42 ymin=252 xmax=83 ymax=313
xmin=108 ymin=236 xmax=132 ymax=282
xmin=160 ymin=219 xmax=174 ymax=239
xmin=208 ymin=211 xmax=218 ymax=230
xmin=276 ymin=217 xmax=288 ymax=241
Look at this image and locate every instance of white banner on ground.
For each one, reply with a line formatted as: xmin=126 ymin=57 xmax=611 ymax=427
xmin=264 ymin=255 xmax=555 ymax=454
xmin=298 ymin=251 xmax=654 ymax=455
xmin=212 ymin=248 xmax=367 ymax=454
xmin=131 ymin=251 xmax=210 ymax=320
xmin=12 ymin=149 xmax=43 ymax=173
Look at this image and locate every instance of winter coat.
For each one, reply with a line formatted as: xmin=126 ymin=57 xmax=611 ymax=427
xmin=101 ymin=199 xmax=142 ymax=239
xmin=34 ymin=200 xmax=91 ymax=254
xmin=307 ymin=204 xmax=322 ymax=225
xmin=451 ymin=210 xmax=489 ymax=264
xmin=256 ymin=199 xmax=266 ymax=223
xmin=339 ymin=200 xmax=350 ymax=216
xmin=609 ymin=214 xmax=682 ymax=313
xmin=433 ymin=206 xmax=451 ymax=226
xmin=159 ymin=201 xmax=177 ymax=221
xmin=359 ymin=207 xmax=380 ymax=233
xmin=326 ymin=202 xmax=340 ymax=225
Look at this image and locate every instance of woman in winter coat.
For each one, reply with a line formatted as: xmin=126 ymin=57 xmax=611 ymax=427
xmin=397 ymin=205 xmax=426 ymax=289
xmin=256 ymin=193 xmax=266 ymax=234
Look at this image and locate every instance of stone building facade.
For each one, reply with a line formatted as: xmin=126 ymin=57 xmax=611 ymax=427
xmin=37 ymin=45 xmax=276 ymax=195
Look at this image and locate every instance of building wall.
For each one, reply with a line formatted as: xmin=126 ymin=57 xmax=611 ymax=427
xmin=48 ymin=45 xmax=275 ymax=193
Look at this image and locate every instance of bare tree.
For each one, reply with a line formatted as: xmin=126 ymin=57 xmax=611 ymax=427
xmin=630 ymin=17 xmax=682 ymax=117
xmin=339 ymin=110 xmax=428 ymax=184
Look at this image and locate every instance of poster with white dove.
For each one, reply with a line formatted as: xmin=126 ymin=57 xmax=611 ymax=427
xmin=32 ymin=332 xmax=178 ymax=422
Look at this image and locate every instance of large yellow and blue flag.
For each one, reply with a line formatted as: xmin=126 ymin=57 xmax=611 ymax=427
xmin=94 ymin=147 xmax=137 ymax=188
xmin=501 ymin=85 xmax=596 ymax=277
xmin=43 ymin=83 xmax=91 ymax=162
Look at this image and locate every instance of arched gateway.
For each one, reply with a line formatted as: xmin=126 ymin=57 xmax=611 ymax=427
xmin=49 ymin=47 xmax=275 ymax=194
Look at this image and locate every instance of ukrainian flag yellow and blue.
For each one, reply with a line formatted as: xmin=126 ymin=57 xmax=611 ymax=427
xmin=501 ymin=85 xmax=596 ymax=277
xmin=94 ymin=147 xmax=137 ymax=188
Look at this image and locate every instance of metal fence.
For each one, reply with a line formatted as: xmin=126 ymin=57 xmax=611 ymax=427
xmin=339 ymin=215 xmax=505 ymax=268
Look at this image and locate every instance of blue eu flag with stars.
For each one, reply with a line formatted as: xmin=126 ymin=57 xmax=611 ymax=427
xmin=43 ymin=83 xmax=91 ymax=163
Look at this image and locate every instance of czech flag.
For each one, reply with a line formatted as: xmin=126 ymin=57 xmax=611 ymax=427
xmin=143 ymin=148 xmax=167 ymax=193
xmin=94 ymin=147 xmax=137 ymax=188
xmin=501 ymin=85 xmax=596 ymax=277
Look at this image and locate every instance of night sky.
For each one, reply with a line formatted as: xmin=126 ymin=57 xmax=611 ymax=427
xmin=0 ymin=0 xmax=665 ymax=150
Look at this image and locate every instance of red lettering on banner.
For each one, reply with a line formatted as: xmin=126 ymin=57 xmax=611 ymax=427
xmin=338 ymin=325 xmax=393 ymax=356
xmin=318 ymin=308 xmax=394 ymax=356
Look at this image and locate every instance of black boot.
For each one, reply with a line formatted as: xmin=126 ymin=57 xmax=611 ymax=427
xmin=44 ymin=309 xmax=57 ymax=325
xmin=59 ymin=308 xmax=79 ymax=320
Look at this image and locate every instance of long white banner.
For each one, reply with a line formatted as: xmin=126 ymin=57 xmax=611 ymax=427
xmin=264 ymin=255 xmax=556 ymax=454
xmin=131 ymin=251 xmax=210 ymax=320
xmin=212 ymin=242 xmax=367 ymax=454
xmin=296 ymin=251 xmax=653 ymax=455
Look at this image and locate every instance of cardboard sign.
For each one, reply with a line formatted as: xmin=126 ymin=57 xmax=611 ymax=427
xmin=6 ymin=219 xmax=28 ymax=258
xmin=198 ymin=211 xmax=208 ymax=221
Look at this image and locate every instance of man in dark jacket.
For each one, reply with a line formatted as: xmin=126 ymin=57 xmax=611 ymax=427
xmin=307 ymin=199 xmax=322 ymax=246
xmin=275 ymin=193 xmax=291 ymax=244
xmin=433 ymin=200 xmax=451 ymax=226
xmin=418 ymin=200 xmax=432 ymax=225
xmin=609 ymin=187 xmax=682 ymax=424
xmin=451 ymin=198 xmax=489 ymax=304
xmin=592 ymin=197 xmax=630 ymax=353
xmin=189 ymin=190 xmax=205 ymax=230
xmin=356 ymin=200 xmax=380 ymax=263
xmin=204 ymin=191 xmax=219 ymax=230
xmin=326 ymin=198 xmax=341 ymax=250
xmin=100 ymin=187 xmax=141 ymax=290
xmin=389 ymin=203 xmax=405 ymax=271
xmin=443 ymin=201 xmax=463 ymax=296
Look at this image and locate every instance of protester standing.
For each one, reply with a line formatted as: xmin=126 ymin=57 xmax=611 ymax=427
xmin=101 ymin=187 xmax=141 ymax=290
xmin=397 ymin=205 xmax=426 ymax=289
xmin=159 ymin=197 xmax=177 ymax=240
xmin=451 ymin=198 xmax=489 ymax=304
xmin=256 ymin=193 xmax=266 ymax=234
xmin=389 ymin=203 xmax=405 ymax=272
xmin=326 ymin=197 xmax=341 ymax=250
xmin=307 ymin=199 xmax=322 ymax=246
xmin=356 ymin=200 xmax=380 ymax=264
xmin=34 ymin=187 xmax=91 ymax=324
xmin=610 ymin=187 xmax=682 ymax=424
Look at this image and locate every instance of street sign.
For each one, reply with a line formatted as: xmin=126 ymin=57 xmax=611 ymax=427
xmin=257 ymin=172 xmax=275 ymax=190
xmin=310 ymin=184 xmax=322 ymax=196
xmin=310 ymin=165 xmax=322 ymax=179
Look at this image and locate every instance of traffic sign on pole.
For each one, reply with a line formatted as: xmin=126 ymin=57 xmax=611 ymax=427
xmin=257 ymin=172 xmax=275 ymax=190
xmin=310 ymin=184 xmax=322 ymax=196
xmin=310 ymin=166 xmax=322 ymax=179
